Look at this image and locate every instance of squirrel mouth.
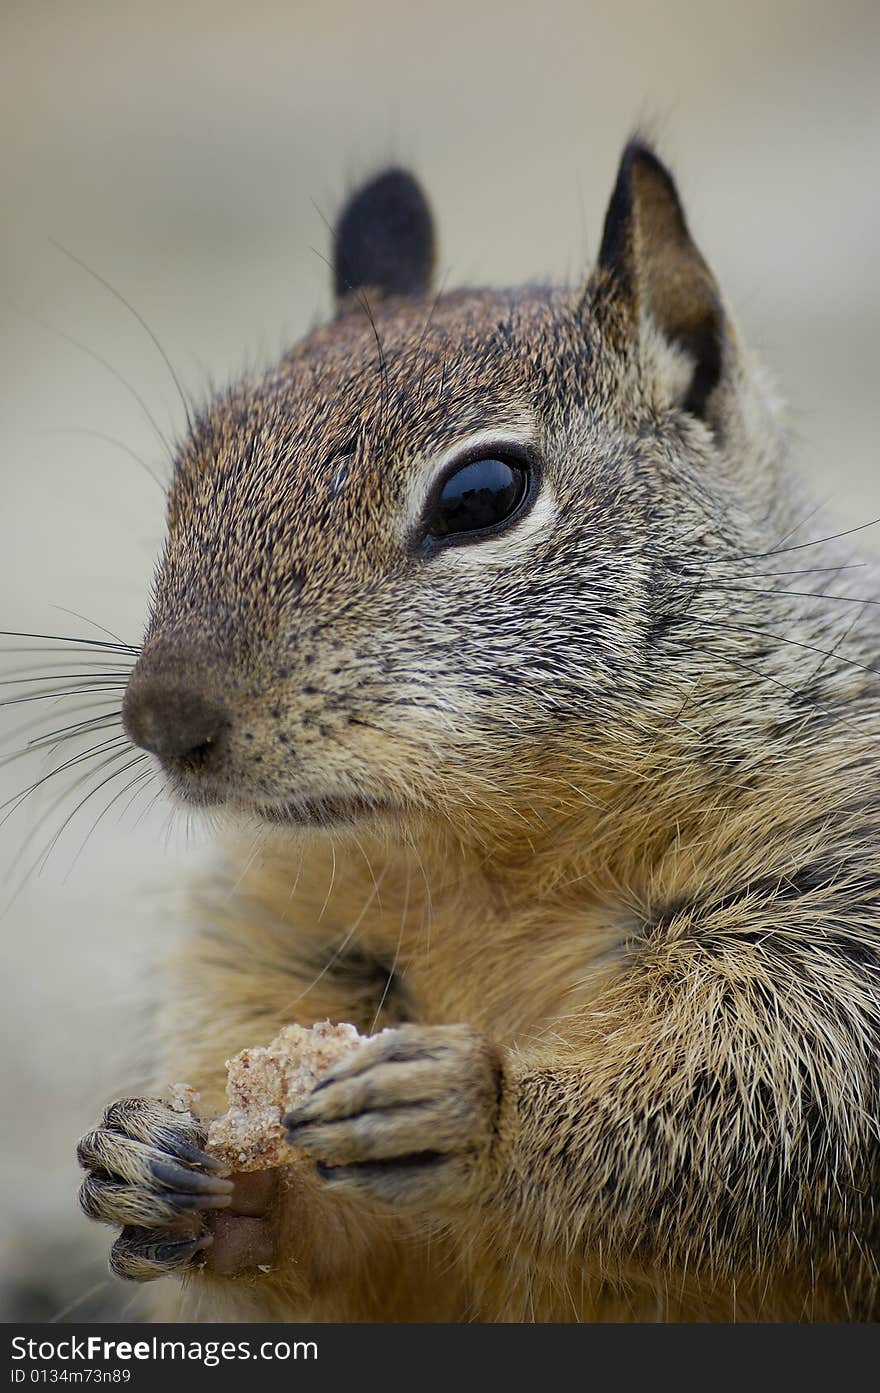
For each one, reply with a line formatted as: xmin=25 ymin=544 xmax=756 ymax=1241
xmin=159 ymin=766 xmax=397 ymax=829
xmin=252 ymin=794 xmax=397 ymax=829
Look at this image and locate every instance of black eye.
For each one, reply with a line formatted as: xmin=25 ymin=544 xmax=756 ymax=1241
xmin=426 ymin=454 xmax=531 ymax=543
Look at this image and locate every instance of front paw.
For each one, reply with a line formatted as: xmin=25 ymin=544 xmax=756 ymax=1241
xmin=284 ymin=1024 xmax=502 ymax=1210
xmin=77 ymin=1097 xmax=232 ymax=1281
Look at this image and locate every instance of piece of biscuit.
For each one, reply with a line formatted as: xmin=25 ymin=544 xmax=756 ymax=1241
xmin=170 ymin=1020 xmax=365 ymax=1172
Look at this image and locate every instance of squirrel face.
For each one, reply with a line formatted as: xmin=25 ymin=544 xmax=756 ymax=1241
xmin=122 ymin=145 xmax=781 ymax=834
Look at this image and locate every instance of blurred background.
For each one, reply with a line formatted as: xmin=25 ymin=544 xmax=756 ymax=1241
xmin=1 ymin=0 xmax=878 ymax=1321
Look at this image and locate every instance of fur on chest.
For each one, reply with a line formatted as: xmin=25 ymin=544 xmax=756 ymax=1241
xmin=191 ymin=839 xmax=639 ymax=1051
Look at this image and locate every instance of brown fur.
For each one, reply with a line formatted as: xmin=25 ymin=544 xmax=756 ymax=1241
xmin=78 ymin=142 xmax=880 ymax=1321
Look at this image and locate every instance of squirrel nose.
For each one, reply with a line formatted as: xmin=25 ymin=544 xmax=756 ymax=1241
xmin=123 ymin=674 xmax=228 ymax=763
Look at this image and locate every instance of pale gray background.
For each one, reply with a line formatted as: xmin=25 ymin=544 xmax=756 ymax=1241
xmin=1 ymin=0 xmax=878 ymax=1320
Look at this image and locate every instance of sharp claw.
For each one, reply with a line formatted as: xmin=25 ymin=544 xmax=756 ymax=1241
xmin=310 ymin=1071 xmax=340 ymax=1094
xmin=172 ymin=1192 xmax=233 ymax=1212
xmin=110 ymin=1226 xmax=215 ymax=1281
xmin=316 ymin=1153 xmax=444 ymax=1183
xmin=161 ymin=1136 xmax=229 ymax=1173
xmin=150 ymin=1159 xmax=234 ymax=1196
xmin=155 ymin=1232 xmax=213 ymax=1264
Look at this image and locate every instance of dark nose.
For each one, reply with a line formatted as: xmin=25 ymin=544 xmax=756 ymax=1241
xmin=123 ymin=673 xmax=228 ymax=763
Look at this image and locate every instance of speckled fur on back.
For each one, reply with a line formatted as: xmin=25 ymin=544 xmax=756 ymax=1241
xmin=77 ymin=142 xmax=880 ymax=1321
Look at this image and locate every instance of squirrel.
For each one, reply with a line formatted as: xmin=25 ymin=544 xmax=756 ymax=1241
xmin=75 ymin=138 xmax=880 ymax=1322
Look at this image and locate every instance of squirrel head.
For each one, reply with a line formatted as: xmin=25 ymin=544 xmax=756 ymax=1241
xmin=122 ymin=139 xmax=785 ymax=841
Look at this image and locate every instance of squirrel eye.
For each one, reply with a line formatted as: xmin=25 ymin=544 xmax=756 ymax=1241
xmin=426 ymin=454 xmax=530 ymax=543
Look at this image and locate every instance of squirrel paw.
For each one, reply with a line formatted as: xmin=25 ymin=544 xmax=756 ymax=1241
xmin=284 ymin=1023 xmax=502 ymax=1210
xmin=77 ymin=1097 xmax=232 ymax=1281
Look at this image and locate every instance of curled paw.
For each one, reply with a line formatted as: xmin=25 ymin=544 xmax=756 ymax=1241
xmin=104 ymin=1225 xmax=214 ymax=1283
xmin=284 ymin=1023 xmax=502 ymax=1210
xmin=77 ymin=1097 xmax=232 ymax=1281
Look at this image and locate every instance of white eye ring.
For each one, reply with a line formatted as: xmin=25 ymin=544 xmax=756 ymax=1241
xmin=422 ymin=450 xmax=535 ymax=548
xmin=407 ymin=429 xmax=541 ymax=547
xmin=411 ymin=433 xmax=556 ymax=567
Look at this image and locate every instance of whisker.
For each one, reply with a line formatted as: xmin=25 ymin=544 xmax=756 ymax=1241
xmin=683 ymin=515 xmax=880 ymax=569
xmin=0 ymin=714 xmax=123 ymax=771
xmin=0 ymin=630 xmax=140 ymax=653
xmin=6 ymin=301 xmax=174 ymax=459
xmin=1 ymin=700 xmax=122 ymax=753
xmin=226 ymin=829 xmax=265 ymax=899
xmin=0 ymin=659 xmax=133 ymax=678
xmin=692 ymin=617 xmax=880 ymax=683
xmin=351 ymin=832 xmax=384 ymax=912
xmin=692 ymin=583 xmax=880 ymax=609
xmin=370 ymin=862 xmax=409 ymax=1034
xmin=35 ymin=426 xmax=164 ymax=489
xmin=0 ymin=672 xmax=133 ymax=688
xmin=27 ymin=710 xmax=125 ymax=750
xmin=35 ymin=752 xmax=148 ymax=872
xmin=766 ymin=496 xmax=833 ymax=553
xmin=2 ymin=746 xmax=143 ymax=910
xmin=288 ymin=864 xmax=388 ymax=1009
xmin=118 ymin=768 xmax=160 ymax=824
xmin=49 ymin=604 xmax=128 ymax=647
xmin=131 ymin=777 xmax=167 ymax=829
xmin=285 ymin=842 xmax=307 ymax=908
xmin=809 ymin=601 xmax=873 ymax=687
xmin=309 ymin=205 xmax=391 ymax=438
xmin=318 ymin=839 xmax=338 ymax=922
xmin=414 ymin=271 xmax=450 ymax=407
xmin=0 ymin=734 xmax=132 ymax=823
xmin=162 ymin=801 xmax=181 ymax=851
xmin=740 ymin=559 xmax=868 ymax=576
xmin=25 ymin=756 xmax=149 ymax=902
xmin=403 ymin=825 xmax=434 ymax=957
xmin=721 ymin=564 xmax=867 ymax=579
xmin=356 ymin=287 xmax=390 ymax=437
xmin=0 ymin=686 xmax=130 ymax=710
xmin=49 ymin=236 xmax=195 ymax=436
xmin=49 ymin=1278 xmax=113 ymax=1325
xmin=691 ymin=643 xmax=876 ymax=743
xmin=64 ymin=763 xmax=154 ymax=879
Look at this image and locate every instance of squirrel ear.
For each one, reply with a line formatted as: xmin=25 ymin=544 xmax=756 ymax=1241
xmin=598 ymin=139 xmax=724 ymax=420
xmin=333 ymin=167 xmax=435 ymax=303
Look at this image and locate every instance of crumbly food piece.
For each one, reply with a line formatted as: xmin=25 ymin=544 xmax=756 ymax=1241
xmin=166 ymin=1081 xmax=202 ymax=1119
xmin=201 ymin=1020 xmax=366 ymax=1172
